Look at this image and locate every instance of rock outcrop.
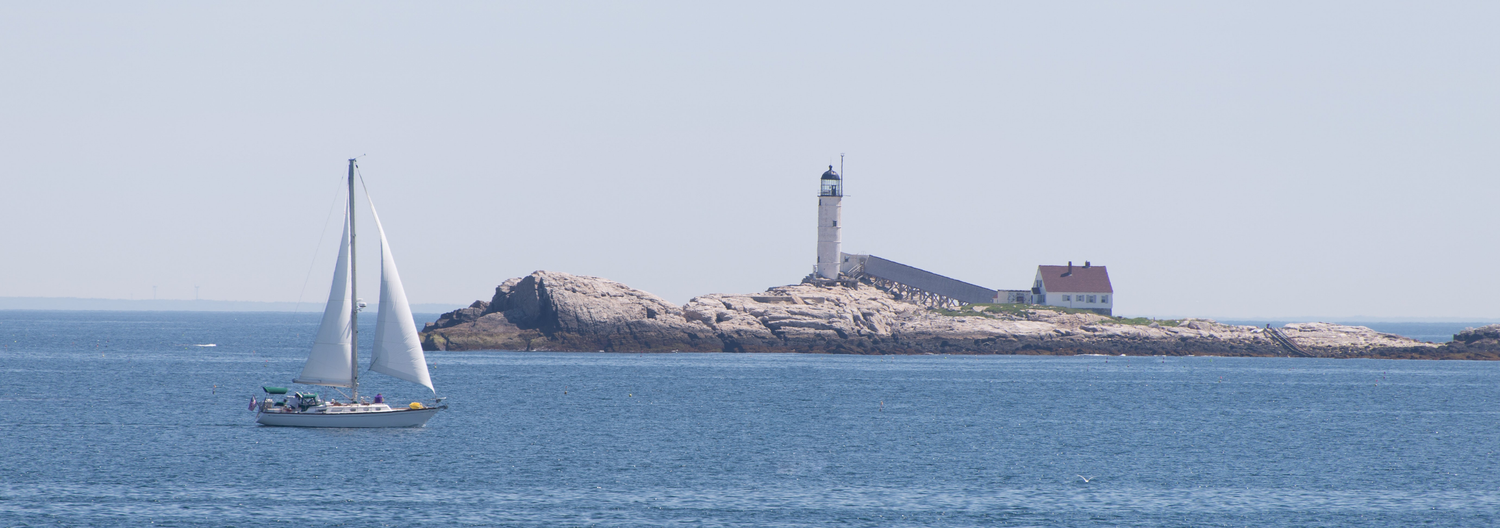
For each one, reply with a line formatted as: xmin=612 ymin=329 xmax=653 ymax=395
xmin=1429 ymin=324 xmax=1500 ymax=360
xmin=420 ymin=270 xmax=1468 ymax=358
xmin=421 ymin=271 xmax=722 ymax=352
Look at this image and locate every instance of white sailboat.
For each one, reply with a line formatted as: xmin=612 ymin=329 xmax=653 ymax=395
xmin=254 ymin=159 xmax=446 ymax=428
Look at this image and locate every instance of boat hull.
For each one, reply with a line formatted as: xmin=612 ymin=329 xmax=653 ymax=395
xmin=256 ymin=407 xmax=444 ymax=428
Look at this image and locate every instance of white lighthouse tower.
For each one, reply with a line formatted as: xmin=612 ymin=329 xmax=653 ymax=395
xmin=815 ymin=164 xmax=843 ymax=280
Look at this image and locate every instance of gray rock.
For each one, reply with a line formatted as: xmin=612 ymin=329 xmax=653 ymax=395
xmin=423 ymin=271 xmax=720 ymax=352
xmin=421 ymin=300 xmax=488 ymax=332
xmin=1454 ymin=324 xmax=1500 ymax=343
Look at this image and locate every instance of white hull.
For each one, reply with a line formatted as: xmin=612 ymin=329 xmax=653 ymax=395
xmin=256 ymin=407 xmax=444 ymax=428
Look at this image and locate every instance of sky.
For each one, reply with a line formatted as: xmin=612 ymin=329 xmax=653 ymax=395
xmin=2 ymin=2 xmax=1498 ymax=320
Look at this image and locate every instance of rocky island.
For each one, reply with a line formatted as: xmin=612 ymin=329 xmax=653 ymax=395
xmin=420 ymin=271 xmax=1500 ymax=359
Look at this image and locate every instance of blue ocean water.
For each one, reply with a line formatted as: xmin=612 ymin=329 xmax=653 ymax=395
xmin=3 ymin=310 xmax=1500 ymax=527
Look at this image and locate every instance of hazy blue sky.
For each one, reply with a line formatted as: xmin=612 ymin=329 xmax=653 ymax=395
xmin=3 ymin=2 xmax=1497 ymax=319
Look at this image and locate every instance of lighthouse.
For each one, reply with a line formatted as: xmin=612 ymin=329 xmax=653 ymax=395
xmin=816 ymin=165 xmax=843 ymax=280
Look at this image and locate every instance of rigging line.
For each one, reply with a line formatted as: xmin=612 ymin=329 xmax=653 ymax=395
xmin=356 ymin=165 xmax=378 ymax=245
xmin=355 ymin=162 xmax=371 ymax=198
xmin=353 ymin=163 xmax=387 ymax=377
xmin=354 ymin=164 xmax=379 ymax=375
xmin=292 ymin=174 xmax=350 ymax=315
xmin=355 ymin=166 xmax=382 ymax=299
xmin=355 ymin=163 xmax=374 ymax=249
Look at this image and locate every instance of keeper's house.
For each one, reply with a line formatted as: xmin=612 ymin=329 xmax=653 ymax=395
xmin=1032 ymin=261 xmax=1113 ymax=316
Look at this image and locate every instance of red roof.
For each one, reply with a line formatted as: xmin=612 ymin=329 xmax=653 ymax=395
xmin=1038 ymin=265 xmax=1112 ymax=293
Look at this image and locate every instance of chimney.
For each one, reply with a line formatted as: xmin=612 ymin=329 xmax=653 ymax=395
xmin=1084 ymin=261 xmax=1091 ymax=269
xmin=1063 ymin=261 xmax=1073 ymax=277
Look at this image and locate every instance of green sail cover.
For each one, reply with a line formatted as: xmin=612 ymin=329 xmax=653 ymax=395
xmin=262 ymin=386 xmax=289 ymax=394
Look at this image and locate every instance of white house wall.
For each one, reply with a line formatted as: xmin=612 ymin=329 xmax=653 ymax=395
xmin=1032 ymin=269 xmax=1112 ymax=314
xmin=1045 ymin=291 xmax=1113 ymax=311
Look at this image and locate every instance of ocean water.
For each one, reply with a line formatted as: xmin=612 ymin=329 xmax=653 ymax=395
xmin=3 ymin=311 xmax=1500 ymax=527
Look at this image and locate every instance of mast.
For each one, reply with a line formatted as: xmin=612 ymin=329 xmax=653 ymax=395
xmin=348 ymin=158 xmax=359 ymax=402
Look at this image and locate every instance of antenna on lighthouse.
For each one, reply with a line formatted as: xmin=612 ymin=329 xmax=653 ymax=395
xmin=842 ymin=154 xmax=847 ymax=195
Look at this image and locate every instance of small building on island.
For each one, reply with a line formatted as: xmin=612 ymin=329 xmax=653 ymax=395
xmin=801 ymin=161 xmax=1116 ymax=314
xmin=1029 ymin=262 xmax=1113 ymax=315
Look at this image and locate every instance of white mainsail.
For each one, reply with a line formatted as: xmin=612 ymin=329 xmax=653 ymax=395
xmin=295 ymin=209 xmax=355 ymax=387
xmin=365 ymin=197 xmax=435 ymax=392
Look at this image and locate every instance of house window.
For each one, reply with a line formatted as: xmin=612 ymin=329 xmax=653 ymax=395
xmin=1101 ymin=295 xmax=1109 ymax=304
xmin=1062 ymin=295 xmax=1071 ymax=302
xmin=1088 ymin=295 xmax=1097 ymax=303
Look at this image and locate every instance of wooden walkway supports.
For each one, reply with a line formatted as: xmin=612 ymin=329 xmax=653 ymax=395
xmin=1265 ymin=325 xmax=1313 ymax=357
xmin=859 ymin=275 xmax=962 ymax=309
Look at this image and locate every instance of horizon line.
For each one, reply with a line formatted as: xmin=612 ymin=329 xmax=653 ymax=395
xmin=0 ymin=296 xmax=467 ymax=313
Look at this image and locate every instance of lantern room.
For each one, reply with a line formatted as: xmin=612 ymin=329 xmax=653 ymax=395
xmin=819 ymin=166 xmax=842 ymax=197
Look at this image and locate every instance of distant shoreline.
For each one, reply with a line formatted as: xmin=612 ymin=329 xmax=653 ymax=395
xmin=0 ymin=297 xmax=462 ymax=314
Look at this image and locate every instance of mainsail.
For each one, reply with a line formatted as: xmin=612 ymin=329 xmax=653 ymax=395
xmin=365 ymin=197 xmax=435 ymax=392
xmin=294 ymin=209 xmax=355 ymax=387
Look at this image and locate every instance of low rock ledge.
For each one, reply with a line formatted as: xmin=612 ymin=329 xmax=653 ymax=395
xmin=420 ymin=271 xmax=1478 ymax=358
